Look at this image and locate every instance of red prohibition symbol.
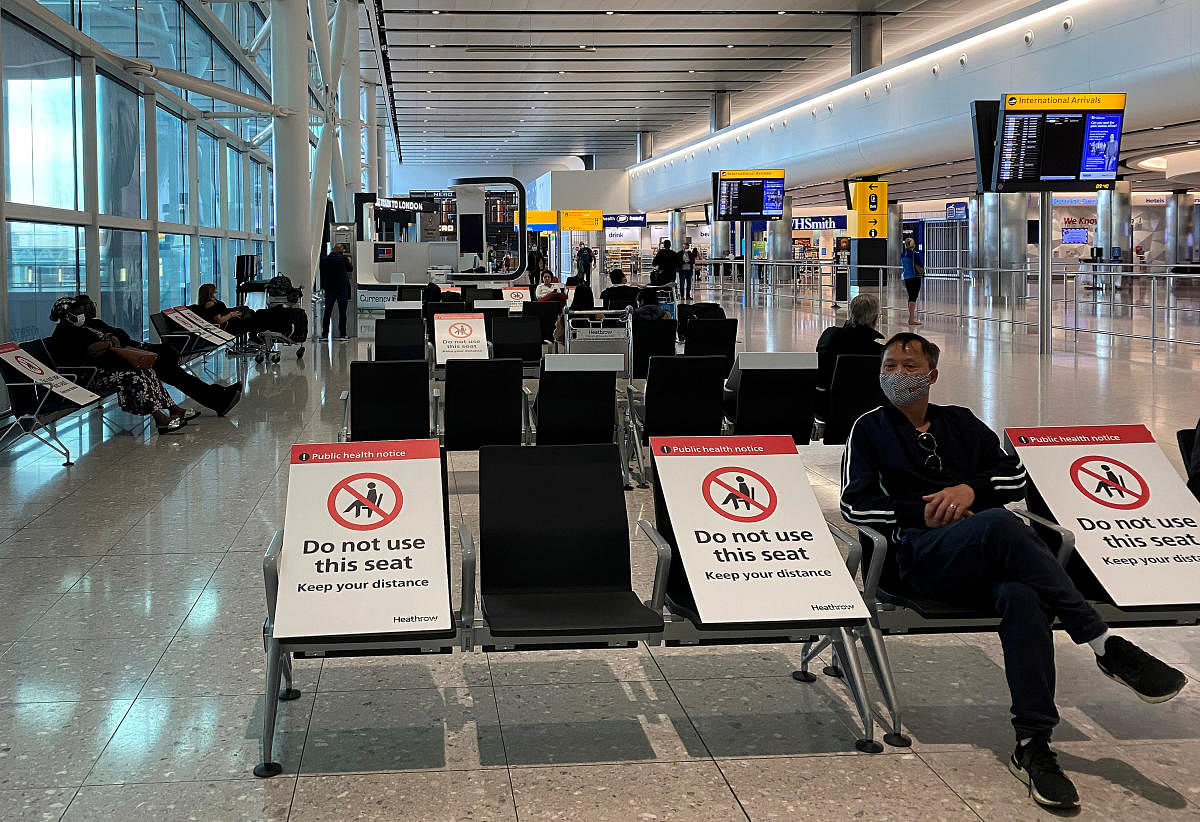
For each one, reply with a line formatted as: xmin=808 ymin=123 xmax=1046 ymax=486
xmin=1069 ymin=455 xmax=1149 ymax=511
xmin=701 ymin=466 xmax=779 ymax=523
xmin=327 ymin=472 xmax=404 ymax=530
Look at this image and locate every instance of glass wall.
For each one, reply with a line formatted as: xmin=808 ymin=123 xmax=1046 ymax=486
xmin=158 ymin=233 xmax=190 ymax=309
xmin=99 ymin=229 xmax=146 ymax=338
xmin=2 ymin=5 xmax=275 ymax=343
xmin=97 ymin=74 xmax=145 ymax=219
xmin=197 ymin=129 xmax=219 ymax=228
xmin=3 ymin=20 xmax=80 ymax=210
xmin=156 ymin=106 xmax=188 ymax=224
xmin=5 ymin=222 xmax=84 ymax=342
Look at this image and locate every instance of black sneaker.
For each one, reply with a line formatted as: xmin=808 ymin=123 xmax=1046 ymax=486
xmin=1008 ymin=739 xmax=1080 ymax=808
xmin=1096 ymin=635 xmax=1188 ymax=703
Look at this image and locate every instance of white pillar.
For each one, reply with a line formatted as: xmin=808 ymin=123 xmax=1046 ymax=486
xmin=81 ymin=57 xmax=100 ymax=307
xmin=337 ymin=5 xmax=360 ymax=221
xmin=270 ymin=0 xmax=311 ymax=286
xmin=145 ymin=94 xmax=161 ymax=331
xmin=376 ymin=125 xmax=387 ymax=192
xmin=364 ymin=83 xmax=377 ymax=194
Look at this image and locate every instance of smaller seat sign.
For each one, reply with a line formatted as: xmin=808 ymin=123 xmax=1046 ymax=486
xmin=275 ymin=439 xmax=452 ymax=639
xmin=433 ymin=313 xmax=488 ymax=364
xmin=651 ymin=435 xmax=868 ymax=624
xmin=0 ymin=343 xmax=100 ymax=405
xmin=1007 ymin=424 xmax=1200 ymax=607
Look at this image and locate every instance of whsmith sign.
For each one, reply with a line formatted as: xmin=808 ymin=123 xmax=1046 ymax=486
xmin=790 ymin=215 xmax=847 ymax=231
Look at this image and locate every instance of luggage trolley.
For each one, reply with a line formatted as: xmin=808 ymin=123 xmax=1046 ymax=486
xmin=563 ymin=308 xmax=633 ymax=376
xmin=255 ymin=275 xmax=308 ymax=363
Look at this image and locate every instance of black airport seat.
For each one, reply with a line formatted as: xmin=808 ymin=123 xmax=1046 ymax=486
xmin=423 ymin=301 xmax=468 ymax=341
xmin=820 ymin=354 xmax=886 ymax=445
xmin=467 ymin=288 xmax=502 ymax=303
xmin=490 ymin=315 xmax=543 ymax=367
xmin=398 ymin=284 xmax=426 ymax=301
xmin=732 ymin=367 xmax=818 ymax=443
xmin=1178 ymin=425 xmax=1198 ymax=501
xmin=348 ymin=360 xmax=430 ymax=441
xmin=533 ymin=367 xmax=617 ymax=445
xmin=521 ymin=300 xmax=562 ymax=342
xmin=477 ymin=444 xmax=664 ymax=637
xmin=683 ymin=318 xmax=738 ymax=371
xmin=602 ymin=286 xmax=640 ymax=311
xmin=631 ymin=318 xmax=678 ymax=380
xmin=630 ymin=355 xmax=727 ymax=444
xmin=374 ymin=318 xmax=426 ymax=361
xmin=439 ymin=358 xmax=524 ymax=450
xmin=384 ymin=305 xmax=421 ymax=319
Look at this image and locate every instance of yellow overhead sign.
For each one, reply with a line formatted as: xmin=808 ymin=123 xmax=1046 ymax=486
xmin=1003 ymin=93 xmax=1126 ymax=111
xmin=847 ymin=210 xmax=887 ymax=239
xmin=559 ymin=209 xmax=603 ymax=231
xmin=719 ymin=169 xmax=785 ymax=180
xmin=518 ymin=210 xmax=559 ymax=229
xmin=849 ymin=181 xmax=887 ymax=214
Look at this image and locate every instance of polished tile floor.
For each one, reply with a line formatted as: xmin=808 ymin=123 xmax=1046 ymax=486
xmin=0 ymin=278 xmax=1197 ymax=821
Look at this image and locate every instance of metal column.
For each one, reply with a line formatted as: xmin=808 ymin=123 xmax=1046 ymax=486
xmin=767 ymin=196 xmax=792 ymax=284
xmin=376 ymin=126 xmax=387 ymax=192
xmin=886 ymin=201 xmax=902 ymax=273
xmin=980 ymin=192 xmax=1028 ymax=297
xmin=1111 ymin=181 xmax=1132 ymax=263
xmin=81 ymin=57 xmax=100 ymax=307
xmin=850 ymin=14 xmax=883 ymax=75
xmin=144 ymin=94 xmax=161 ymax=328
xmin=1038 ymin=193 xmax=1052 ymax=354
xmin=1095 ymin=189 xmax=1113 ymax=260
xmin=270 ymin=0 xmax=311 ymax=285
xmin=338 ymin=15 xmax=361 ymax=220
xmin=636 ymin=131 xmax=654 ymax=163
xmin=710 ymin=91 xmax=730 ymax=132
xmin=1165 ymin=190 xmax=1189 ymax=265
xmin=669 ymin=209 xmax=686 ymax=252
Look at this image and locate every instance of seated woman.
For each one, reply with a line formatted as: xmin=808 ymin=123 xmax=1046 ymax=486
xmin=48 ymin=296 xmax=189 ymax=434
xmin=192 ymin=283 xmax=256 ymax=334
xmin=634 ymin=287 xmax=668 ymax=321
xmin=534 ymin=271 xmax=561 ymax=301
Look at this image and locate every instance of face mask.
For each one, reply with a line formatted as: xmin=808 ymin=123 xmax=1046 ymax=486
xmin=880 ymin=371 xmax=932 ymax=407
xmin=68 ymin=313 xmax=87 ymax=327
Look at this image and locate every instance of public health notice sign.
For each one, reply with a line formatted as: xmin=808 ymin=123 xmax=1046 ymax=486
xmin=1007 ymin=424 xmax=1200 ymax=607
xmin=274 ymin=439 xmax=452 ymax=639
xmin=502 ymin=286 xmax=530 ymax=307
xmin=433 ymin=313 xmax=488 ymax=365
xmin=0 ymin=342 xmax=101 ymax=405
xmin=651 ymin=434 xmax=868 ymax=624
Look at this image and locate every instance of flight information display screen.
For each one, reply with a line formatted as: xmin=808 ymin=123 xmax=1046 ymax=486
xmin=713 ymin=170 xmax=786 ymax=220
xmin=993 ymin=94 xmax=1125 ymax=192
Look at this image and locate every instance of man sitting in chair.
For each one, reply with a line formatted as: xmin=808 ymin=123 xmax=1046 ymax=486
xmin=840 ymin=332 xmax=1187 ymax=810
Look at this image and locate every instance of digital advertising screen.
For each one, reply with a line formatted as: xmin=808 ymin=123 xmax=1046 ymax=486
xmin=993 ymin=94 xmax=1126 ymax=192
xmin=1061 ymin=228 xmax=1090 ymax=244
xmin=713 ymin=170 xmax=786 ymax=221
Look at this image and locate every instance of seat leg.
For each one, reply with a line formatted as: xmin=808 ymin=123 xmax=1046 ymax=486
xmin=253 ymin=637 xmax=285 ymax=777
xmin=857 ymin=623 xmax=911 ymax=747
xmin=279 ymin=651 xmax=301 ymax=701
xmin=791 ymin=635 xmax=832 ymax=683
xmin=831 ymin=627 xmax=883 ymax=753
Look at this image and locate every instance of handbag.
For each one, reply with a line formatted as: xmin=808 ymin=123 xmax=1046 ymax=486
xmin=913 ymin=259 xmax=926 ymax=277
xmin=112 ymin=346 xmax=158 ymax=370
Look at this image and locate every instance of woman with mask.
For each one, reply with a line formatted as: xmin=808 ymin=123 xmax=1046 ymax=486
xmin=47 ymin=296 xmax=188 ymax=434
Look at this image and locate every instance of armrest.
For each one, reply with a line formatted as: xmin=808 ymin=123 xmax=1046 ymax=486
xmin=827 ymin=521 xmax=863 ymax=578
xmin=262 ymin=530 xmax=283 ymax=642
xmin=457 ymin=523 xmax=477 ymax=651
xmin=431 ymin=387 xmax=442 ymax=437
xmin=339 ymin=390 xmax=350 ymax=442
xmin=1013 ymin=506 xmax=1076 ymax=566
xmin=636 ymin=519 xmax=673 ymax=614
xmin=857 ymin=524 xmax=890 ymax=603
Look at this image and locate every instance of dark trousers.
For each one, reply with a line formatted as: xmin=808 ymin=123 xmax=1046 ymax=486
xmin=148 ymin=344 xmax=231 ymax=412
xmin=578 ymin=263 xmax=591 ymax=284
xmin=899 ymin=508 xmax=1107 ymax=741
xmin=322 ymin=293 xmax=348 ymax=337
xmin=679 ymin=270 xmax=694 ymax=300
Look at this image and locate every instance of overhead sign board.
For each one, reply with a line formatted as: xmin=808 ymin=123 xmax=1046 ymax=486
xmin=274 ymin=439 xmax=452 ymax=639
xmin=0 ymin=342 xmax=101 ymax=406
xmin=714 ymin=170 xmax=786 ymax=221
xmin=519 ymin=210 xmax=559 ymax=231
xmin=847 ymin=181 xmax=888 ymax=239
xmin=559 ymin=209 xmax=603 ymax=231
xmin=791 ymin=215 xmax=847 ymax=231
xmin=651 ymin=435 xmax=869 ymax=624
xmin=603 ymin=213 xmax=648 ymax=228
xmin=994 ymin=92 xmax=1126 ymax=192
xmin=433 ymin=312 xmax=488 ymax=365
xmin=719 ymin=169 xmax=785 ymax=180
xmin=1006 ymin=424 xmax=1200 ymax=607
xmin=945 ymin=201 xmax=968 ymax=220
xmin=1003 ymin=93 xmax=1127 ymax=111
xmin=376 ymin=196 xmax=436 ymax=213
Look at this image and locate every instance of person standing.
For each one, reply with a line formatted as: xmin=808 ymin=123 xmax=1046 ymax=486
xmin=900 ymin=237 xmax=925 ymax=326
xmin=528 ymin=239 xmax=546 ymax=288
xmin=678 ymin=241 xmax=697 ymax=301
xmin=575 ymin=242 xmax=594 ymax=285
xmin=652 ymin=239 xmax=680 ymax=288
xmin=319 ymin=243 xmax=354 ymax=340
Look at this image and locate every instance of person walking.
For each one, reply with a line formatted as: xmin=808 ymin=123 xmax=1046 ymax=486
xmin=900 ymin=237 xmax=925 ymax=326
xmin=319 ymin=243 xmax=354 ymax=340
xmin=678 ymin=241 xmax=697 ymax=301
xmin=575 ymin=243 xmax=594 ymax=285
xmin=652 ymin=239 xmax=680 ymax=288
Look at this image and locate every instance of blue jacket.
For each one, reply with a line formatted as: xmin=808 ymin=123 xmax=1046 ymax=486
xmin=840 ymin=403 xmax=1027 ymax=537
xmin=900 ymin=248 xmax=923 ymax=280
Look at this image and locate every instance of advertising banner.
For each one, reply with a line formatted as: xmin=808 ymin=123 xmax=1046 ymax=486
xmin=0 ymin=342 xmax=101 ymax=406
xmin=274 ymin=439 xmax=452 ymax=639
xmin=651 ymin=435 xmax=868 ymax=624
xmin=1007 ymin=424 xmax=1200 ymax=607
xmin=433 ymin=313 xmax=488 ymax=365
